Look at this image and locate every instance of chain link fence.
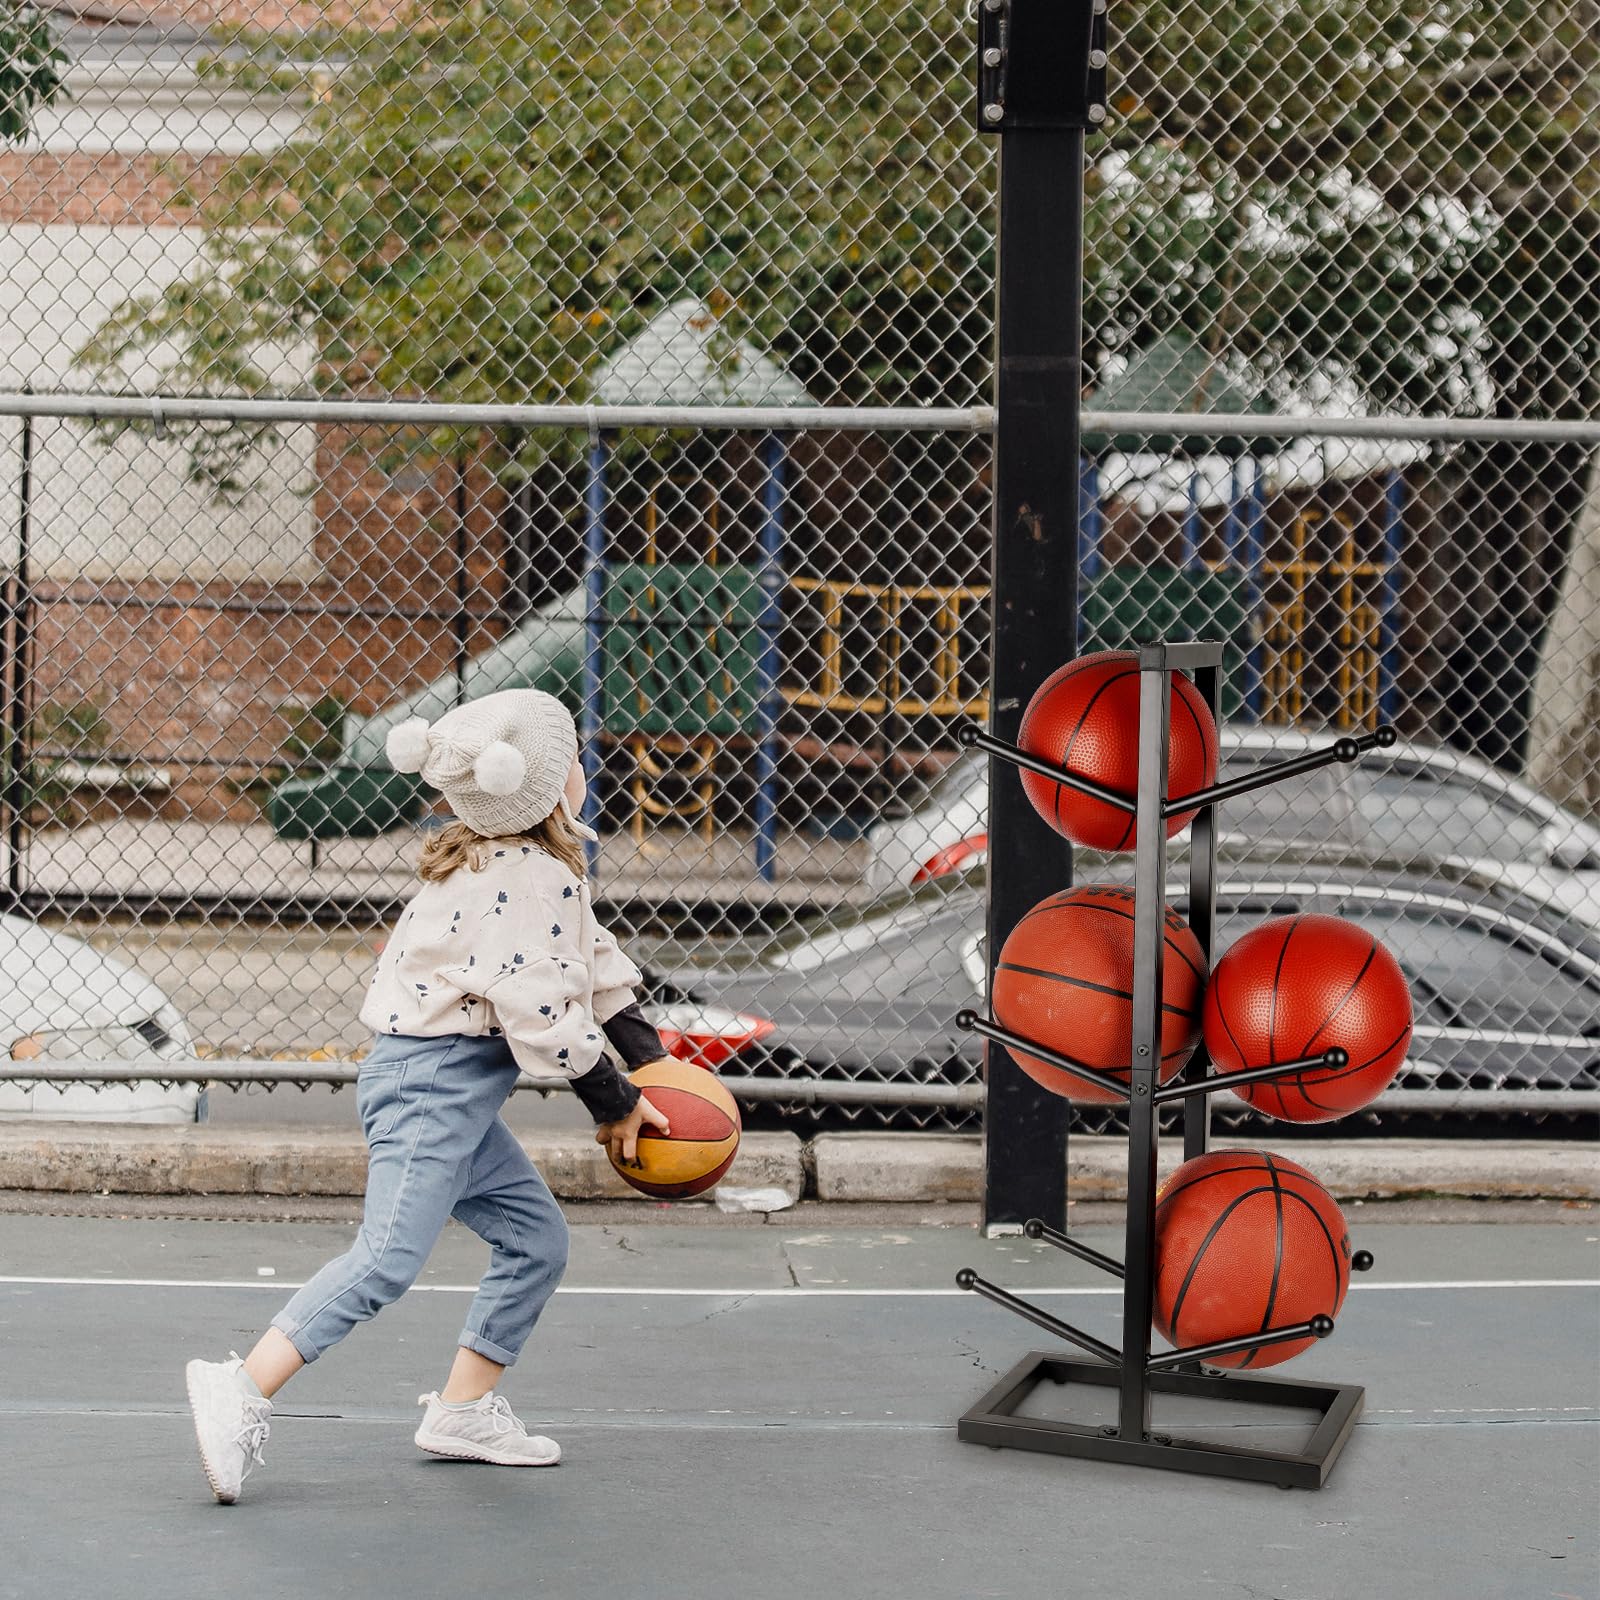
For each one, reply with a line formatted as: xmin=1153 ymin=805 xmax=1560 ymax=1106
xmin=0 ymin=0 xmax=1595 ymax=1132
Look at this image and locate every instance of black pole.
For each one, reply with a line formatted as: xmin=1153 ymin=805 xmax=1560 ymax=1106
xmin=1 ymin=407 xmax=35 ymax=913
xmin=978 ymin=0 xmax=1107 ymax=1233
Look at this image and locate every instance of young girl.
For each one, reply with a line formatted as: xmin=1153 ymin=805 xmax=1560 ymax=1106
xmin=185 ymin=689 xmax=673 ymax=1503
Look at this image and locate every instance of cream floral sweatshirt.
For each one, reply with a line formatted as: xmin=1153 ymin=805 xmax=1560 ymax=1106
xmin=360 ymin=843 xmax=643 ymax=1093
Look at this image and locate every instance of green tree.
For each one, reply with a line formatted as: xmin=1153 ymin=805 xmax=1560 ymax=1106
xmin=80 ymin=1 xmax=986 ymax=425
xmin=78 ymin=0 xmax=1595 ymax=452
xmin=1 ymin=0 xmax=65 ymax=144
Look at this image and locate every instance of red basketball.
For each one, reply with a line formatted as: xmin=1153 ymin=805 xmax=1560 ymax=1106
xmin=1204 ymin=915 xmax=1413 ymax=1123
xmin=1154 ymin=1149 xmax=1352 ymax=1369
xmin=1018 ymin=650 xmax=1219 ymax=852
xmin=607 ymin=1058 xmax=742 ymax=1200
xmin=992 ymin=884 xmax=1207 ymax=1102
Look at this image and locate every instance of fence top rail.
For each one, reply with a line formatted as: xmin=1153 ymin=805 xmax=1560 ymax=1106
xmin=1 ymin=392 xmax=1597 ymax=444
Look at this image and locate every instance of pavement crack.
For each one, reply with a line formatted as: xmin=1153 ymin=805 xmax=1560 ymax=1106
xmin=953 ymin=1338 xmax=995 ymax=1373
xmin=699 ymin=1294 xmax=752 ymax=1323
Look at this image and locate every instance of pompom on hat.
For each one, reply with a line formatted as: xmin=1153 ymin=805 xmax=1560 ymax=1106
xmin=385 ymin=689 xmax=596 ymax=842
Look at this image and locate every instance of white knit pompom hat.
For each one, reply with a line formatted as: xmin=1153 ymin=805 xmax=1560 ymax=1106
xmin=384 ymin=689 xmax=595 ymax=841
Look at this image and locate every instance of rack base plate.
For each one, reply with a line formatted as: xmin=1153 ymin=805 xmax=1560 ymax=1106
xmin=958 ymin=1351 xmax=1364 ymax=1489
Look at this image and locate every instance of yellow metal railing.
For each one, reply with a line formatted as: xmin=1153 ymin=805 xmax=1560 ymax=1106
xmin=782 ymin=577 xmax=991 ymax=719
xmin=1257 ymin=510 xmax=1385 ymax=732
xmin=774 ymin=524 xmax=1386 ymax=735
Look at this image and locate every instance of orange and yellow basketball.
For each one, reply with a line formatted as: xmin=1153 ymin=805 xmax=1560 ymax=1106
xmin=608 ymin=1058 xmax=742 ymax=1200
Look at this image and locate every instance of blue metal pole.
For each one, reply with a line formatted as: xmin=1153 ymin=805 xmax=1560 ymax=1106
xmin=1222 ymin=460 xmax=1248 ymax=572
xmin=755 ymin=434 xmax=786 ymax=883
xmin=581 ymin=433 xmax=608 ymax=876
xmin=1221 ymin=461 xmax=1242 ymax=717
xmin=1378 ymin=469 xmax=1405 ymax=727
xmin=1077 ymin=458 xmax=1103 ymax=648
xmin=1180 ymin=465 xmax=1201 ymax=570
xmin=1243 ymin=458 xmax=1266 ymax=722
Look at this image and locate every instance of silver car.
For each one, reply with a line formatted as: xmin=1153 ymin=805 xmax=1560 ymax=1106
xmin=0 ymin=913 xmax=203 ymax=1123
xmin=647 ymin=863 xmax=1600 ymax=1133
xmin=864 ymin=728 xmax=1600 ymax=913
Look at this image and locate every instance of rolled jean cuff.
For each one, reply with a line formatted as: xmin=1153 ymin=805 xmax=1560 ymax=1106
xmin=459 ymin=1328 xmax=523 ymax=1366
xmin=270 ymin=1312 xmax=323 ymax=1366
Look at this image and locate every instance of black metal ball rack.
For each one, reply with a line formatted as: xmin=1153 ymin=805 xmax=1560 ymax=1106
xmin=951 ymin=638 xmax=1396 ymax=1489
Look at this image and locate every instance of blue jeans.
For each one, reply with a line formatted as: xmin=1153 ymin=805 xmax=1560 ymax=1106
xmin=271 ymin=1033 xmax=570 ymax=1367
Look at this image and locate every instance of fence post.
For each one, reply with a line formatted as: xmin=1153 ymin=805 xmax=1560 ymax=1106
xmin=0 ymin=406 xmax=34 ymax=914
xmin=977 ymin=0 xmax=1106 ymax=1233
xmin=754 ymin=434 xmax=785 ymax=883
xmin=1243 ymin=458 xmax=1267 ymax=721
xmin=453 ymin=454 xmax=470 ymax=710
xmin=1180 ymin=465 xmax=1202 ymax=570
xmin=1077 ymin=456 xmax=1102 ymax=640
xmin=581 ymin=432 xmax=609 ymax=876
xmin=1379 ymin=470 xmax=1405 ymax=728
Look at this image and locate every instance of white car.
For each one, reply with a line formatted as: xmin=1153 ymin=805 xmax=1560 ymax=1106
xmin=865 ymin=728 xmax=1600 ymax=920
xmin=0 ymin=913 xmax=203 ymax=1123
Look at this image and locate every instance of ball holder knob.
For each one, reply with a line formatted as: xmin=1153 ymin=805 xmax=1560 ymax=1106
xmin=1352 ymin=1249 xmax=1375 ymax=1273
xmin=1310 ymin=1315 xmax=1336 ymax=1339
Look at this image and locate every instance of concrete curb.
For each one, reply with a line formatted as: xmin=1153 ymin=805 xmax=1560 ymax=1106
xmin=0 ymin=1123 xmax=805 ymax=1202
xmin=809 ymin=1133 xmax=1600 ymax=1203
xmin=0 ymin=1124 xmax=1592 ymax=1204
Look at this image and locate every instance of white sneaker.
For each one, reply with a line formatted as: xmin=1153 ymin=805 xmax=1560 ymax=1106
xmin=414 ymin=1391 xmax=562 ymax=1467
xmin=185 ymin=1354 xmax=272 ymax=1504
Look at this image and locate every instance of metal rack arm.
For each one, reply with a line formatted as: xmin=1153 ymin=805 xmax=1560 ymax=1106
xmin=1145 ymin=1314 xmax=1335 ymax=1373
xmin=1024 ymin=1218 xmax=1125 ymax=1279
xmin=1160 ymin=726 xmax=1397 ymax=818
xmin=957 ymin=723 xmax=1136 ymax=816
xmin=957 ymin=1011 xmax=1133 ymax=1103
xmin=1153 ymin=1048 xmax=1348 ymax=1105
xmin=956 ymin=1270 xmax=1122 ymax=1365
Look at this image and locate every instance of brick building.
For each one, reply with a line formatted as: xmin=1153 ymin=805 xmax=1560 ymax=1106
xmin=1 ymin=0 xmax=524 ymax=823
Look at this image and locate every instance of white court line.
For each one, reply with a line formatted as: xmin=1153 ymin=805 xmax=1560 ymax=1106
xmin=0 ymin=1275 xmax=1596 ymax=1296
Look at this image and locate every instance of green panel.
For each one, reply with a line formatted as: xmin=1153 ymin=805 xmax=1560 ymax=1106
xmin=267 ymin=766 xmax=425 ymax=841
xmin=1080 ymin=564 xmax=1252 ymax=722
xmin=601 ymin=562 xmax=765 ymax=737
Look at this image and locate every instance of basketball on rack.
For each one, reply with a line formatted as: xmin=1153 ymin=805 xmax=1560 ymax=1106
xmin=1153 ymin=1148 xmax=1351 ymax=1369
xmin=1204 ymin=914 xmax=1413 ymax=1123
xmin=606 ymin=1058 xmax=742 ymax=1200
xmin=992 ymin=884 xmax=1208 ymax=1102
xmin=1017 ymin=649 xmax=1219 ymax=852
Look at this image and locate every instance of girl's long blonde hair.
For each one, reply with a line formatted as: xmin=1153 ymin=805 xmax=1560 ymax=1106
xmin=418 ymin=811 xmax=587 ymax=883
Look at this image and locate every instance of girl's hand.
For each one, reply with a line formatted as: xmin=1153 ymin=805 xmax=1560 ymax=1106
xmin=596 ymin=1093 xmax=670 ymax=1168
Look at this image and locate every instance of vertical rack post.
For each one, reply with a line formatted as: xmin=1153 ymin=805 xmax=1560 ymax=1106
xmin=1115 ymin=650 xmax=1173 ymax=1439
